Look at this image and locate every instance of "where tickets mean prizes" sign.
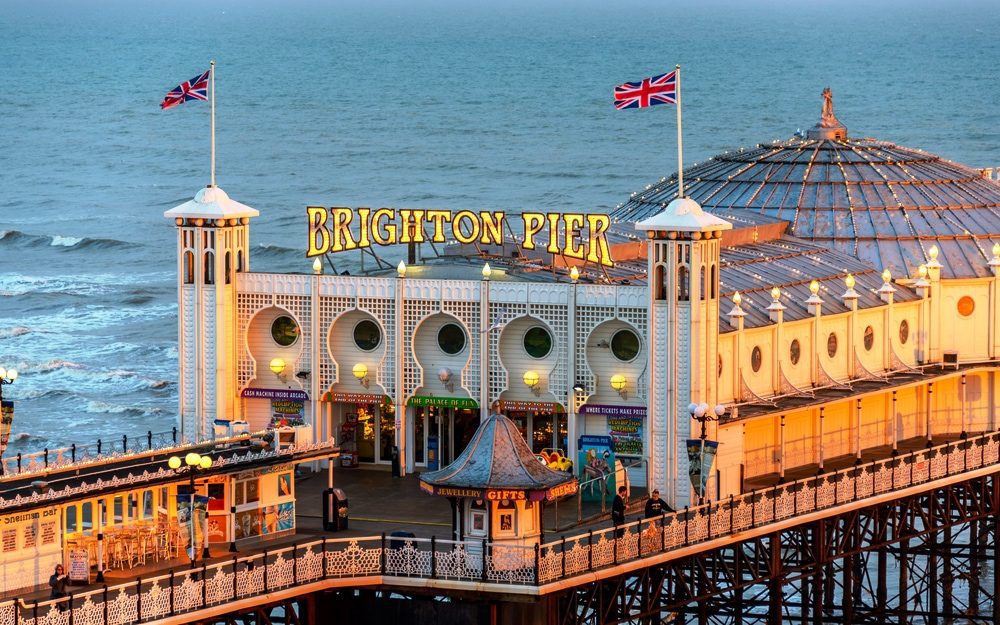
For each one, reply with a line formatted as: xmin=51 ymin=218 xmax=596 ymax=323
xmin=306 ymin=207 xmax=616 ymax=267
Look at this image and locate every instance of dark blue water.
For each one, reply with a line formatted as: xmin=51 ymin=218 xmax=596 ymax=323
xmin=1 ymin=0 xmax=998 ymax=449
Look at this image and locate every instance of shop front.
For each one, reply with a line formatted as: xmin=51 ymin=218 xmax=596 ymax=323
xmin=239 ymin=387 xmax=313 ymax=446
xmin=495 ymin=400 xmax=567 ymax=456
xmin=579 ymin=403 xmax=647 ymax=484
xmin=408 ymin=395 xmax=479 ymax=469
xmin=324 ymin=391 xmax=393 ymax=466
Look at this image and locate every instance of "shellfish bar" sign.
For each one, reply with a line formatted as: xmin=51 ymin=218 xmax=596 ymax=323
xmin=306 ymin=207 xmax=615 ymax=267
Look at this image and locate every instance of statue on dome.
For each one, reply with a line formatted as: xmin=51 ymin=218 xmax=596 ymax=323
xmin=819 ymin=87 xmax=842 ymax=128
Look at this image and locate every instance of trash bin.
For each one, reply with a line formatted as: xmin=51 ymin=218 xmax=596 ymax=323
xmin=389 ymin=530 xmax=415 ymax=549
xmin=323 ymin=488 xmax=348 ymax=531
xmin=390 ymin=445 xmax=401 ymax=478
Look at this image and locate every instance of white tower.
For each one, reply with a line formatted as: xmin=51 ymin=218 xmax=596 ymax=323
xmin=636 ymin=198 xmax=731 ymax=509
xmin=164 ymin=186 xmax=259 ymax=442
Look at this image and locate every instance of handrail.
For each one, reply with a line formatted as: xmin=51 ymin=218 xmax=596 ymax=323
xmin=4 ymin=430 xmax=998 ymax=624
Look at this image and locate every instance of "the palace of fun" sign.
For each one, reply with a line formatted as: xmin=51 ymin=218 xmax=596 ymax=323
xmin=306 ymin=207 xmax=615 ymax=267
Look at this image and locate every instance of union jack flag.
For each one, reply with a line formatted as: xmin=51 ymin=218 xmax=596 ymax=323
xmin=614 ymin=71 xmax=676 ymax=110
xmin=160 ymin=69 xmax=211 ymax=110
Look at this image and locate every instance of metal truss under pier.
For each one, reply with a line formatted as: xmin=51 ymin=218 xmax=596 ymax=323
xmin=556 ymin=472 xmax=1000 ymax=625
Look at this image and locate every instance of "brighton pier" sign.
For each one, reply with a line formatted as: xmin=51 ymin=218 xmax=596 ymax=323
xmin=307 ymin=207 xmax=615 ymax=267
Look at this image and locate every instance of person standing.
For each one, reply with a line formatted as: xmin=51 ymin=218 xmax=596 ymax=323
xmin=49 ymin=565 xmax=68 ymax=610
xmin=645 ymin=489 xmax=669 ymax=518
xmin=612 ymin=485 xmax=627 ymax=537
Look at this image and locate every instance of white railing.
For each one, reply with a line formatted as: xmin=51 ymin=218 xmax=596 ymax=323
xmin=4 ymin=431 xmax=999 ymax=625
xmin=1 ymin=429 xmax=180 ymax=477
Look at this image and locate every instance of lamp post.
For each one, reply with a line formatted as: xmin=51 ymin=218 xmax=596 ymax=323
xmin=168 ymin=451 xmax=214 ymax=566
xmin=0 ymin=367 xmax=18 ymax=475
xmin=688 ymin=402 xmax=726 ymax=504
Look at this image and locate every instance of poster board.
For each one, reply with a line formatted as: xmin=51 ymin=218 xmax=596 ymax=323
xmin=68 ymin=549 xmax=89 ymax=583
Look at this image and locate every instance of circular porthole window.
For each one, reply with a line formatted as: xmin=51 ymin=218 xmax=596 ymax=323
xmin=437 ymin=323 xmax=467 ymax=355
xmin=789 ymin=339 xmax=801 ymax=365
xmin=271 ymin=316 xmax=299 ymax=347
xmin=899 ymin=319 xmax=910 ymax=344
xmin=958 ymin=296 xmax=975 ymax=317
xmin=353 ymin=319 xmax=382 ymax=352
xmin=610 ymin=329 xmax=641 ymax=362
xmin=827 ymin=332 xmax=838 ymax=358
xmin=523 ymin=326 xmax=553 ymax=359
xmin=863 ymin=326 xmax=875 ymax=351
xmin=751 ymin=346 xmax=763 ymax=372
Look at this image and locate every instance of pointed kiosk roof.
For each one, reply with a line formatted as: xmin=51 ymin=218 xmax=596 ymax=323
xmin=419 ymin=414 xmax=576 ymax=501
xmin=635 ymin=197 xmax=732 ymax=233
xmin=163 ymin=185 xmax=260 ymax=221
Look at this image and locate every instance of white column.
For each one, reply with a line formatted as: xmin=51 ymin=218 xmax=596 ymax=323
xmin=394 ymin=275 xmax=406 ymax=476
xmin=567 ymin=280 xmax=578 ymax=461
xmin=480 ymin=277 xmax=490 ymax=421
xmin=779 ymin=414 xmax=786 ymax=482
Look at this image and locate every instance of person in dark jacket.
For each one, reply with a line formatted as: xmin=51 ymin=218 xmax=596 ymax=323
xmin=612 ymin=485 xmax=627 ymax=537
xmin=644 ymin=489 xmax=669 ymax=518
xmin=49 ymin=565 xmax=68 ymax=610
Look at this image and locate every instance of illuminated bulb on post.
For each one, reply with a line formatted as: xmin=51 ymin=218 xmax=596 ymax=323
xmin=397 ymin=260 xmax=406 ymax=278
xmin=732 ymin=291 xmax=742 ymax=306
xmin=771 ymin=287 xmax=781 ymax=301
xmin=919 ymin=264 xmax=928 ymax=279
xmin=928 ymin=245 xmax=939 ymax=261
xmin=570 ymin=266 xmax=580 ymax=282
xmin=809 ymin=280 xmax=820 ymax=295
xmin=312 ymin=258 xmax=322 ymax=274
xmin=199 ymin=456 xmax=213 ymax=470
xmin=482 ymin=263 xmax=492 ymax=279
xmin=168 ymin=456 xmax=182 ymax=470
xmin=185 ymin=452 xmax=201 ymax=467
xmin=881 ymin=269 xmax=892 ymax=284
xmin=845 ymin=274 xmax=856 ymax=289
xmin=993 ymin=243 xmax=1000 ymax=258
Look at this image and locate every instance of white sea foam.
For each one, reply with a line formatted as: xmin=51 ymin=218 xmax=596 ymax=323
xmin=50 ymin=235 xmax=83 ymax=247
xmin=0 ymin=327 xmax=31 ymax=339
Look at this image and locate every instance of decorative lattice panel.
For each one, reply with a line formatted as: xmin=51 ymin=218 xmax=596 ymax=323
xmin=358 ymin=297 xmax=395 ymax=395
xmin=402 ymin=298 xmax=441 ymax=398
xmin=318 ymin=296 xmax=358 ymax=390
xmin=488 ymin=302 xmax=528 ymax=404
xmin=275 ymin=294 xmax=312 ymax=378
xmin=236 ymin=292 xmax=273 ymax=389
xmin=527 ymin=302 xmax=569 ymax=399
xmin=442 ymin=298 xmax=481 ymax=400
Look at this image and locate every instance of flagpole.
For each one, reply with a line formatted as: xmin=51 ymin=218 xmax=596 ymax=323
xmin=210 ymin=60 xmax=216 ymax=188
xmin=675 ymin=64 xmax=684 ymax=198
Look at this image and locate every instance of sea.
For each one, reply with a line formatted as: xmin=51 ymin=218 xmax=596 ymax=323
xmin=1 ymin=0 xmax=998 ymax=452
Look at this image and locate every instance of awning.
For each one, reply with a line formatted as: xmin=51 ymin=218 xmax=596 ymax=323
xmin=419 ymin=480 xmax=577 ymax=502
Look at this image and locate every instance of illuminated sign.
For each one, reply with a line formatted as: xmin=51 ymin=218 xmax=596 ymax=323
xmin=306 ymin=207 xmax=615 ymax=267
xmin=486 ymin=489 xmax=526 ymax=501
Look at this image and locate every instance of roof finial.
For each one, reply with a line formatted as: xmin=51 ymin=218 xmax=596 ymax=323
xmin=819 ymin=87 xmax=840 ymax=128
xmin=807 ymin=87 xmax=847 ymax=140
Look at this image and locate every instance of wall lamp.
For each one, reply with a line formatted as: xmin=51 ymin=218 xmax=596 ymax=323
xmin=269 ymin=358 xmax=286 ymax=380
xmin=523 ymin=370 xmax=540 ymax=394
xmin=610 ymin=374 xmax=628 ymax=399
xmin=352 ymin=363 xmax=369 ymax=387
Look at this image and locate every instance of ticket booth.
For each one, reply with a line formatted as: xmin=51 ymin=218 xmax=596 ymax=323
xmin=419 ymin=414 xmax=577 ymax=568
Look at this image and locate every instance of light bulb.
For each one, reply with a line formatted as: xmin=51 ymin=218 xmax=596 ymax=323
xmin=482 ymin=263 xmax=492 ymax=279
xmin=809 ymin=280 xmax=820 ymax=295
xmin=845 ymin=274 xmax=855 ymax=289
xmin=168 ymin=456 xmax=182 ymax=470
xmin=881 ymin=269 xmax=891 ymax=283
xmin=929 ymin=245 xmax=939 ymax=260
xmin=732 ymin=291 xmax=742 ymax=306
xmin=397 ymin=260 xmax=406 ymax=277
xmin=185 ymin=452 xmax=201 ymax=467
xmin=570 ymin=266 xmax=580 ymax=282
xmin=770 ymin=287 xmax=780 ymax=300
xmin=918 ymin=264 xmax=928 ymax=278
xmin=312 ymin=258 xmax=322 ymax=274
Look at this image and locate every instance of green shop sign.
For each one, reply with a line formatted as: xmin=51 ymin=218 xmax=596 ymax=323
xmin=408 ymin=396 xmax=479 ymax=409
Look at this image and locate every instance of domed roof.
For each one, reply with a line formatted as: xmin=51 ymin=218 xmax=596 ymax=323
xmin=613 ymin=93 xmax=1000 ymax=279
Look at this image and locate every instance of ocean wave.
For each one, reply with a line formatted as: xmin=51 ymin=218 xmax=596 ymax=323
xmin=19 ymin=388 xmax=73 ymax=400
xmin=0 ymin=326 xmax=31 ymax=339
xmin=83 ymin=400 xmax=165 ymax=417
xmin=22 ymin=359 xmax=86 ymax=374
xmin=0 ymin=229 xmax=139 ymax=252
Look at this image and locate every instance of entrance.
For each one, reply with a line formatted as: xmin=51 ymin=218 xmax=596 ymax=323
xmin=335 ymin=402 xmax=394 ymax=464
xmin=414 ymin=407 xmax=481 ymax=466
xmin=505 ymin=411 xmax=567 ymax=454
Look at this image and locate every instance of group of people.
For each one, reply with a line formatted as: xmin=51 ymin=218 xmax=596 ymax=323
xmin=611 ymin=486 xmax=671 ymax=536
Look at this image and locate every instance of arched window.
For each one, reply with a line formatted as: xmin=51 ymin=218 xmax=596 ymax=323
xmin=710 ymin=264 xmax=717 ymax=298
xmin=204 ymin=251 xmax=215 ymax=285
xmin=237 ymin=250 xmax=244 ymax=273
xmin=699 ymin=265 xmax=707 ymax=301
xmin=654 ymin=265 xmax=666 ymax=300
xmin=225 ymin=251 xmax=232 ymax=285
xmin=183 ymin=251 xmax=194 ymax=284
xmin=677 ymin=265 xmax=689 ymax=301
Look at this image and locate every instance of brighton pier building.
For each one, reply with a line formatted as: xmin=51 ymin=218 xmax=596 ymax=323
xmin=167 ymin=97 xmax=1000 ymax=510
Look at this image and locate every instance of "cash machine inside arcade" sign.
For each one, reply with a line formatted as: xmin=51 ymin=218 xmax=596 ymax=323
xmin=306 ymin=207 xmax=615 ymax=267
